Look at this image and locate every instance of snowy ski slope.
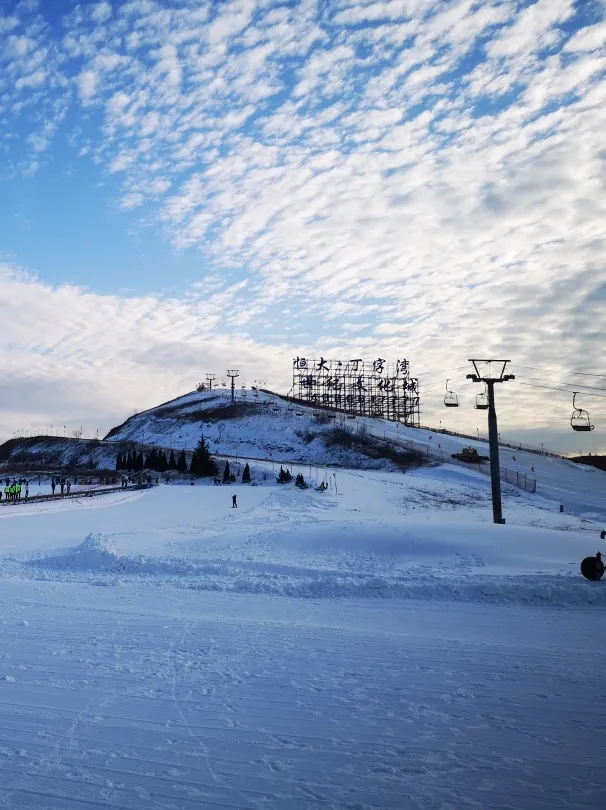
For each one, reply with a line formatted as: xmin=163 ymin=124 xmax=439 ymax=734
xmin=1 ymin=464 xmax=605 ymax=808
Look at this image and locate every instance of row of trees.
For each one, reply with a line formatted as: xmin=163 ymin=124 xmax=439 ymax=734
xmin=115 ymin=437 xmax=255 ymax=482
xmin=116 ymin=447 xmax=188 ymax=473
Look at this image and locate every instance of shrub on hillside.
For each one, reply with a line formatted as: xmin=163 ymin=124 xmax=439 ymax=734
xmin=295 ymin=429 xmax=317 ymax=444
xmin=323 ymin=426 xmax=356 ymax=449
xmin=276 ymin=466 xmax=292 ymax=484
xmin=295 ymin=473 xmax=308 ymax=489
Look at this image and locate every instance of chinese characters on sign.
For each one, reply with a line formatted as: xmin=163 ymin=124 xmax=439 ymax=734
xmin=292 ymin=358 xmax=420 ymax=426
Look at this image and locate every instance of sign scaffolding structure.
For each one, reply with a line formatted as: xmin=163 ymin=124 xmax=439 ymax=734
xmin=292 ymin=357 xmax=420 ymax=426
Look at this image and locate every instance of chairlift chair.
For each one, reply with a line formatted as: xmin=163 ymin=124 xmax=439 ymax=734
xmin=475 ymin=385 xmax=489 ymax=411
xmin=571 ymin=392 xmax=594 ymax=432
xmin=444 ymin=379 xmax=459 ymax=408
xmin=295 ymin=409 xmax=304 ymax=417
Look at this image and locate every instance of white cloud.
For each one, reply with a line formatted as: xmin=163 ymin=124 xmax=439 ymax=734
xmin=0 ymin=264 xmax=289 ymax=438
xmin=15 ymin=68 xmax=46 ymax=89
xmin=564 ymin=21 xmax=606 ymax=52
xmin=1 ymin=0 xmax=606 ymax=451
xmin=77 ymin=69 xmax=98 ymax=102
xmin=487 ymin=0 xmax=573 ymax=58
xmin=91 ymin=1 xmax=112 ymax=23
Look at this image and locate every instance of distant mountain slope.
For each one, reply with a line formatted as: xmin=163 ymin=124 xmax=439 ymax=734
xmin=0 ymin=436 xmax=133 ymax=472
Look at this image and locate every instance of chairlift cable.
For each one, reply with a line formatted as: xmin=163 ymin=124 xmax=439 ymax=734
xmin=514 ymin=375 xmax=606 ymax=393
xmin=512 ymin=365 xmax=606 ymax=381
xmin=415 ymin=366 xmax=469 ymax=378
xmin=516 ymin=381 xmax=606 ymax=399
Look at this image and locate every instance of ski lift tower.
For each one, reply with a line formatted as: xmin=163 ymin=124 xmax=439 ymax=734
xmin=206 ymin=374 xmax=216 ymax=391
xmin=226 ymin=370 xmax=240 ymax=404
xmin=466 ymin=360 xmax=515 ymax=525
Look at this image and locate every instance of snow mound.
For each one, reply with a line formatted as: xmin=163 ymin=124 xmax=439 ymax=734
xmin=29 ymin=533 xmax=125 ymax=572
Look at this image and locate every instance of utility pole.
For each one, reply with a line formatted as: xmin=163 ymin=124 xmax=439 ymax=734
xmin=206 ymin=374 xmax=216 ymax=391
xmin=226 ymin=370 xmax=240 ymax=404
xmin=467 ymin=360 xmax=515 ymax=524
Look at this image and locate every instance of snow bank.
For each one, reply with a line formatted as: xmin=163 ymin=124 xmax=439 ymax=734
xmin=22 ymin=524 xmax=606 ymax=608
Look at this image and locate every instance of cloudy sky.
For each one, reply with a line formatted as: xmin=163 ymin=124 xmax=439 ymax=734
xmin=1 ymin=0 xmax=605 ymax=453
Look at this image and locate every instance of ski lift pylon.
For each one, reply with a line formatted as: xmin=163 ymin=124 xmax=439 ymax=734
xmin=444 ymin=379 xmax=459 ymax=408
xmin=571 ymin=392 xmax=594 ymax=432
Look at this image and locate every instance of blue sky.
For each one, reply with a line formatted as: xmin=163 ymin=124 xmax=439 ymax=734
xmin=1 ymin=0 xmax=605 ymax=452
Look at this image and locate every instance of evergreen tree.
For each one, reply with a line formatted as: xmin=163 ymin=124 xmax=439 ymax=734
xmin=223 ymin=460 xmax=231 ymax=483
xmin=158 ymin=450 xmax=168 ymax=472
xmin=116 ymin=452 xmax=123 ymax=471
xmin=277 ymin=466 xmax=292 ymax=484
xmin=144 ymin=451 xmax=151 ymax=469
xmin=176 ymin=449 xmax=187 ymax=473
xmin=189 ymin=435 xmax=218 ymax=478
xmin=295 ymin=473 xmax=308 ymax=489
xmin=126 ymin=450 xmax=134 ymax=471
xmin=242 ymin=463 xmax=251 ymax=483
xmin=137 ymin=451 xmax=144 ymax=471
xmin=168 ymin=449 xmax=177 ymax=470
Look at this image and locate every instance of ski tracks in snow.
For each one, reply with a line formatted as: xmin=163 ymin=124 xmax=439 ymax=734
xmin=1 ymin=588 xmax=606 ymax=809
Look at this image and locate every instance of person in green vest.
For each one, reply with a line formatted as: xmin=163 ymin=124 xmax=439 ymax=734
xmin=16 ymin=483 xmax=22 ymax=500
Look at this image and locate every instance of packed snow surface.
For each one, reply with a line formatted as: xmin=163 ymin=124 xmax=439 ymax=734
xmin=1 ymin=461 xmax=605 ymax=808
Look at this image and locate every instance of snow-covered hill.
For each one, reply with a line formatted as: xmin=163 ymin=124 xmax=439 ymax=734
xmin=2 ymin=387 xmax=604 ymax=518
xmin=103 ymin=388 xmax=423 ymax=471
xmin=103 ymin=388 xmax=606 ymax=519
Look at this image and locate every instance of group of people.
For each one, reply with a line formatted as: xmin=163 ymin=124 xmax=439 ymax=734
xmin=50 ymin=477 xmax=73 ymax=496
xmin=1 ymin=479 xmax=29 ymax=501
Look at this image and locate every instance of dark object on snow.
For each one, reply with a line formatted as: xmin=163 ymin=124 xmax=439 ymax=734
xmin=451 ymin=446 xmax=489 ymax=463
xmin=276 ymin=466 xmax=292 ymax=484
xmin=232 ymin=494 xmax=237 ymax=508
xmin=581 ymin=553 xmax=604 ymax=581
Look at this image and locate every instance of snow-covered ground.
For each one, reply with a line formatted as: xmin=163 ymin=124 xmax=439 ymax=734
xmin=1 ymin=463 xmax=605 ymax=808
xmin=369 ymin=419 xmax=606 ymax=521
